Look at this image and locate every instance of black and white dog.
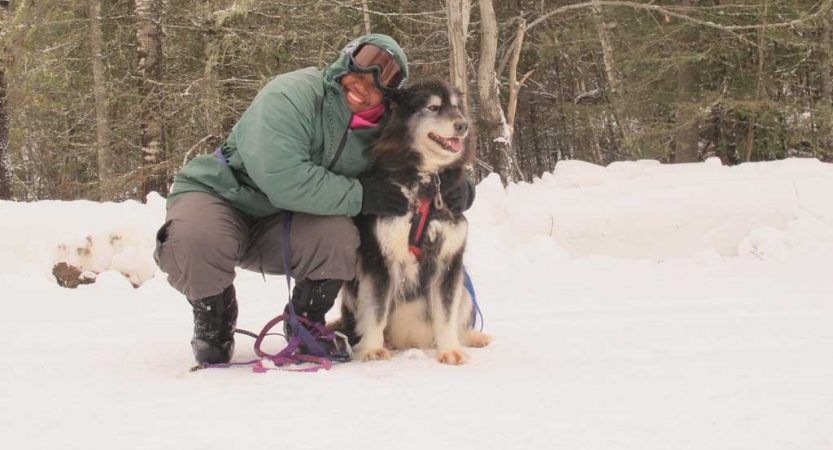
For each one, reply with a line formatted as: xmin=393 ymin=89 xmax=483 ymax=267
xmin=335 ymin=80 xmax=493 ymax=365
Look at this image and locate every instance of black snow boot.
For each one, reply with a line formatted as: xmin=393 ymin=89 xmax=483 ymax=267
xmin=283 ymin=278 xmax=352 ymax=362
xmin=188 ymin=285 xmax=238 ymax=365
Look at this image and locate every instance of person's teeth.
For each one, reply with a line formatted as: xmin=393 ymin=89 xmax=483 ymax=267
xmin=348 ymin=91 xmax=363 ymax=103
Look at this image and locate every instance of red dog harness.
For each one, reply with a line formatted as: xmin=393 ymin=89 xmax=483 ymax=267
xmin=408 ymin=176 xmax=444 ymax=260
xmin=408 ymin=198 xmax=433 ymax=260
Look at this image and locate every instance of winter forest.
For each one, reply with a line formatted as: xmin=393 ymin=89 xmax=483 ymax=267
xmin=1 ymin=0 xmax=832 ymax=202
xmin=3 ymin=2 xmax=833 ymax=445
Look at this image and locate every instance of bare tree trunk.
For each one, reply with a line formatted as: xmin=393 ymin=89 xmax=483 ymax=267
xmin=503 ymin=14 xmax=536 ymax=180
xmin=0 ymin=0 xmax=11 ymax=199
xmin=506 ymin=18 xmax=530 ymax=136
xmin=0 ymin=51 xmax=10 ymax=201
xmin=820 ymin=9 xmax=832 ymax=161
xmin=674 ymin=63 xmax=699 ymax=163
xmin=446 ymin=0 xmax=470 ymax=107
xmin=201 ymin=16 xmax=223 ymax=160
xmin=361 ymin=0 xmax=371 ymax=34
xmin=745 ymin=0 xmax=768 ymax=162
xmin=674 ymin=0 xmax=700 ymax=163
xmin=477 ymin=0 xmax=517 ymax=185
xmin=89 ymin=0 xmax=114 ymax=201
xmin=593 ymin=0 xmax=633 ymax=157
xmin=822 ymin=12 xmax=832 ymax=116
xmin=593 ymin=0 xmax=619 ymax=94
xmin=136 ymin=0 xmax=167 ymax=199
xmin=528 ymin=101 xmax=547 ymax=176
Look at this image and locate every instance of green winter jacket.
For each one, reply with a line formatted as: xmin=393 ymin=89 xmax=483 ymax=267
xmin=167 ymin=34 xmax=409 ymax=217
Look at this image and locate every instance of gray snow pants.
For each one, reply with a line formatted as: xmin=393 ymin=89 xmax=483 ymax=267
xmin=154 ymin=192 xmax=360 ymax=301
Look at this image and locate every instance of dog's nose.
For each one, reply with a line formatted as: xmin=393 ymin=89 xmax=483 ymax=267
xmin=455 ymin=122 xmax=469 ymax=135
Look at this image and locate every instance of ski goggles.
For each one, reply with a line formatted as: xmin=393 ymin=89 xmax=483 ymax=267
xmin=349 ymin=43 xmax=406 ymax=90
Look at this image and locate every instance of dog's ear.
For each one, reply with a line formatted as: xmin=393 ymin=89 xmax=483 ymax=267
xmin=383 ymin=90 xmax=404 ymax=116
xmin=385 ymin=88 xmax=410 ymax=107
xmin=383 ymin=97 xmax=398 ymax=114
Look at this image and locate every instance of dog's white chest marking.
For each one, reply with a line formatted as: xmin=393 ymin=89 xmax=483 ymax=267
xmin=375 ymin=214 xmax=420 ymax=295
xmin=426 ymin=219 xmax=468 ymax=260
xmin=375 ymin=214 xmax=413 ymax=262
xmin=373 ymin=211 xmax=469 ymax=304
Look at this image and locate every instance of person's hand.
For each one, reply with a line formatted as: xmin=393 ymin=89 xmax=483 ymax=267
xmin=358 ymin=175 xmax=409 ymax=216
xmin=440 ymin=170 xmax=475 ymax=214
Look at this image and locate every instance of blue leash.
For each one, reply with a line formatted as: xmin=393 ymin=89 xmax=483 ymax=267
xmin=463 ymin=267 xmax=484 ymax=332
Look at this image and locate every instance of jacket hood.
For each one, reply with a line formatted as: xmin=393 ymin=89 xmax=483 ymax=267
xmin=324 ymin=34 xmax=409 ymax=88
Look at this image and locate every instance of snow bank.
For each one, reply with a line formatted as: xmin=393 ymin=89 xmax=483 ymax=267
xmin=1 ymin=158 xmax=832 ymax=287
xmin=0 ymin=192 xmax=166 ymax=286
xmin=468 ymin=157 xmax=833 ymax=260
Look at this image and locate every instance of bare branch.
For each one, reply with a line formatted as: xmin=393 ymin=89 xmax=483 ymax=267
xmin=181 ymin=135 xmax=220 ymax=168
xmin=519 ymin=68 xmax=536 ymax=86
xmin=322 ymin=0 xmax=445 ymax=24
xmin=498 ymin=0 xmax=828 ymax=77
xmin=528 ymin=0 xmax=830 ymax=33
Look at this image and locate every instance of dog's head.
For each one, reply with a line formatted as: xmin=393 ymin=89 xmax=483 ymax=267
xmin=377 ymin=80 xmax=475 ymax=173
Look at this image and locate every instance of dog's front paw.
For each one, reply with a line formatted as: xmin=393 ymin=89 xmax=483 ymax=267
xmin=357 ymin=348 xmax=392 ymax=362
xmin=462 ymin=330 xmax=493 ymax=348
xmin=437 ymin=348 xmax=468 ymax=365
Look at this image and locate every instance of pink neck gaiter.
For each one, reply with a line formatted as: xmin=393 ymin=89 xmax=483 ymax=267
xmin=349 ymin=103 xmax=386 ymax=129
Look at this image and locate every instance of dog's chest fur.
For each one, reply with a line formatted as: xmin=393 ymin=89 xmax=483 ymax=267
xmin=373 ymin=179 xmax=468 ymax=300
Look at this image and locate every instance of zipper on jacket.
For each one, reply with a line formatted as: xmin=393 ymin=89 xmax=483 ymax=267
xmin=327 ymin=117 xmax=353 ymax=171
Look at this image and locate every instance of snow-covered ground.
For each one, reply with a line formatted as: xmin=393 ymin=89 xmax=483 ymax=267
xmin=2 ymin=158 xmax=832 ymax=449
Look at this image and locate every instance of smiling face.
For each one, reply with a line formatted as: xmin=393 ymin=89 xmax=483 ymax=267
xmin=341 ymin=72 xmax=385 ymax=113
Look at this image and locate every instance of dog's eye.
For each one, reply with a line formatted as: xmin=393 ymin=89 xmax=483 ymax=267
xmin=426 ymin=105 xmax=440 ymax=112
